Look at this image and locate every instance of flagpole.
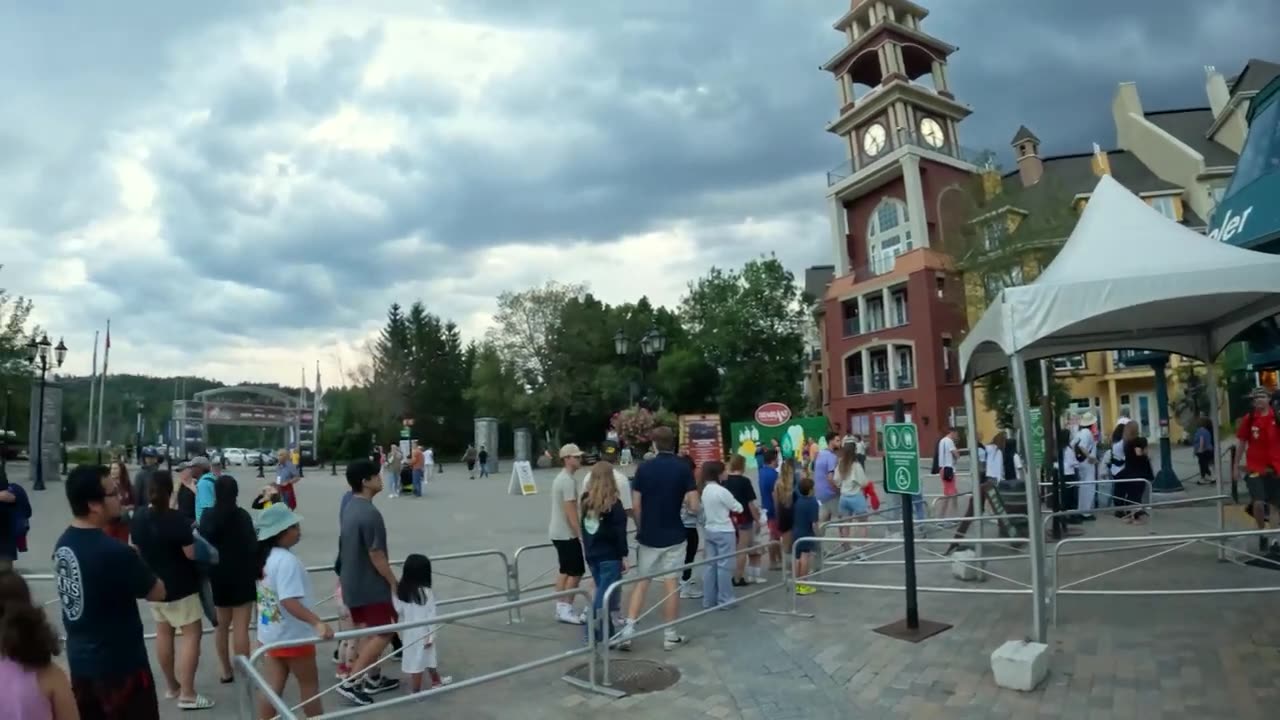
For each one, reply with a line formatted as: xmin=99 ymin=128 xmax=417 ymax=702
xmin=96 ymin=319 xmax=110 ymax=464
xmin=86 ymin=331 xmax=99 ymax=449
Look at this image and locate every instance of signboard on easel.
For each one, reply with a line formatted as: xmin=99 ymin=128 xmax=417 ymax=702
xmin=508 ymin=460 xmax=538 ymax=496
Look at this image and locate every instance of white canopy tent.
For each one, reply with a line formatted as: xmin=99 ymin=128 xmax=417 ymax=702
xmin=957 ymin=174 xmax=1280 ymax=642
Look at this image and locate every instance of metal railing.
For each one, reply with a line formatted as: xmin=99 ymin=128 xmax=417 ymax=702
xmin=1049 ymin=526 xmax=1280 ymax=625
xmin=511 ymin=529 xmax=639 ymax=623
xmin=237 ymin=587 xmax=595 ymax=720
xmin=597 ymin=541 xmax=783 ymax=687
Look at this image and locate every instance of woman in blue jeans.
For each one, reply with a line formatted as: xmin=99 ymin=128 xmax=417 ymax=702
xmin=698 ymin=461 xmax=742 ymax=609
xmin=580 ymin=462 xmax=629 ymax=642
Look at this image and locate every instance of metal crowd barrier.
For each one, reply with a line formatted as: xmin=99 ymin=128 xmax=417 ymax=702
xmin=595 ymin=540 xmax=783 ymax=688
xmin=1049 ymin=526 xmax=1280 ymax=625
xmin=511 ymin=529 xmax=639 ymax=623
xmin=237 ymin=587 xmax=595 ymax=720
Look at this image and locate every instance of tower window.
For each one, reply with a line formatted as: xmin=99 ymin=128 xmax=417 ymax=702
xmin=867 ymin=199 xmax=912 ymax=274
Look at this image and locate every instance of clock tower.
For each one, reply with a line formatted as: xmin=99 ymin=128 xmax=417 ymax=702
xmin=816 ymin=0 xmax=980 ymax=457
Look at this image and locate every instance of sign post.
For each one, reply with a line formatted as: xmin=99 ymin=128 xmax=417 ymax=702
xmin=874 ymin=399 xmax=952 ymax=642
xmin=507 ymin=460 xmax=538 ymax=496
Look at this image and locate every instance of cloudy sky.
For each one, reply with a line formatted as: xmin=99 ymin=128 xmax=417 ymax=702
xmin=3 ymin=0 xmax=1276 ymax=387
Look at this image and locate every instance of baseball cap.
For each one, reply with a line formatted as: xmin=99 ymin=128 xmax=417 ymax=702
xmin=601 ymin=440 xmax=620 ymax=460
xmin=190 ymin=456 xmax=211 ymax=469
xmin=559 ymin=443 xmax=584 ymax=459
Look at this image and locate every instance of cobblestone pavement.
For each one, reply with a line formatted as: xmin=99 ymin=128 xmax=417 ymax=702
xmin=7 ymin=448 xmax=1279 ymax=719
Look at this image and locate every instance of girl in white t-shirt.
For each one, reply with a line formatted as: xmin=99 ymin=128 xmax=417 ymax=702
xmin=255 ymin=504 xmax=333 ymax=718
xmin=392 ymin=554 xmax=451 ymax=693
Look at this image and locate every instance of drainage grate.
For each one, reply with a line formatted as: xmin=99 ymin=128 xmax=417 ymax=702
xmin=563 ymin=659 xmax=681 ymax=696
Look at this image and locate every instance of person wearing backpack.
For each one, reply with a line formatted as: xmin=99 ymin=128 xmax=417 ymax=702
xmin=1236 ymin=387 xmax=1280 ymax=554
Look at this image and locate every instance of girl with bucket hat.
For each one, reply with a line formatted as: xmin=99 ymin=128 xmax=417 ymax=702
xmin=254 ymin=504 xmax=333 ymax=718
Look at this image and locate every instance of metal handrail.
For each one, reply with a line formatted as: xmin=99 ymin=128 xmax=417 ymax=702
xmin=597 ymin=541 xmax=783 ymax=686
xmin=510 ymin=530 xmax=638 ymax=623
xmin=1049 ymin=527 xmax=1280 ymax=625
xmin=242 ymin=587 xmax=595 ymax=720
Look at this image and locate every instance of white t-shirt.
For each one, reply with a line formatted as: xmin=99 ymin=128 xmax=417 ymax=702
xmin=701 ymin=482 xmax=742 ymax=533
xmin=1064 ymin=427 xmax=1096 ymax=474
xmin=424 ymin=449 xmax=434 ymax=466
xmin=579 ymin=470 xmax=634 ymax=512
xmin=548 ymin=469 xmax=578 ymax=541
xmin=393 ymin=590 xmax=439 ymax=674
xmin=938 ymin=436 xmax=957 ymax=470
xmin=836 ymin=462 xmax=865 ymax=495
xmin=257 ymin=547 xmax=315 ymax=646
xmin=983 ymin=444 xmax=1003 ymax=480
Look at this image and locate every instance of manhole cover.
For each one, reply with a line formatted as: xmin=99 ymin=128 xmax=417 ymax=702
xmin=563 ymin=659 xmax=681 ymax=696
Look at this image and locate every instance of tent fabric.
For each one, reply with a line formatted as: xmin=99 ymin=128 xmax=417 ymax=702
xmin=960 ymin=174 xmax=1280 ymax=381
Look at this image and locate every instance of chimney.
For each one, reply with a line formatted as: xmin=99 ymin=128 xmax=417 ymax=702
xmin=1010 ymin=125 xmax=1042 ymax=187
xmin=1205 ymin=65 xmax=1231 ymax=120
xmin=1090 ymin=142 xmax=1111 ymax=176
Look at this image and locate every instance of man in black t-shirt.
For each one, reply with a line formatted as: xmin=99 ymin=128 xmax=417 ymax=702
xmin=55 ymin=464 xmax=166 ymax=720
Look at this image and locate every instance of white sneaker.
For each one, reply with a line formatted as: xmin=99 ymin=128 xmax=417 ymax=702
xmin=663 ymin=631 xmax=687 ymax=651
xmin=555 ymin=603 xmax=585 ymax=625
xmin=619 ymin=620 xmax=636 ymax=640
xmin=679 ymin=582 xmax=703 ymax=599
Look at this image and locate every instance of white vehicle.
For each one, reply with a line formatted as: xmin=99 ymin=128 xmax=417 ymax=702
xmin=223 ymin=448 xmax=249 ymax=466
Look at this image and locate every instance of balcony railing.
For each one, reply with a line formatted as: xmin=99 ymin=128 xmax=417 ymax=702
xmin=809 ymin=347 xmax=822 ymax=363
xmin=826 ymin=131 xmax=1000 ymax=187
xmin=869 ymin=371 xmax=890 ymax=393
xmin=842 ymin=317 xmax=861 ymax=337
xmin=896 ymin=371 xmax=915 ymax=389
xmin=846 ymin=375 xmax=864 ymax=396
xmin=1113 ymin=349 xmax=1168 ymax=369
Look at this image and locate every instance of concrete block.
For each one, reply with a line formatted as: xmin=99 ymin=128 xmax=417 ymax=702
xmin=990 ymin=640 xmax=1049 ymax=692
xmin=951 ymin=550 xmax=986 ymax=582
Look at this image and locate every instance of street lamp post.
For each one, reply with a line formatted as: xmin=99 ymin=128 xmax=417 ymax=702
xmin=1 ymin=389 xmax=10 ymax=472
xmin=614 ymin=326 xmax=667 ymax=408
xmin=135 ymin=400 xmax=144 ymax=466
xmin=25 ymin=334 xmax=67 ymax=491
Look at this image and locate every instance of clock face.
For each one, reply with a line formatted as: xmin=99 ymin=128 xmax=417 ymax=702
xmin=862 ymin=123 xmax=887 ymax=156
xmin=919 ymin=117 xmax=945 ymax=148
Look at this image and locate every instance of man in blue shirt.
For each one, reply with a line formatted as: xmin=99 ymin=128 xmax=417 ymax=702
xmin=812 ymin=433 xmax=840 ymax=523
xmin=621 ymin=426 xmax=699 ymax=651
xmin=192 ymin=456 xmax=216 ymax=523
xmin=757 ymin=449 xmax=781 ymax=571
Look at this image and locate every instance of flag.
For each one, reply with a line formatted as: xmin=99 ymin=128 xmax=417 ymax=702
xmin=97 ymin=319 xmax=110 ymax=449
xmin=87 ymin=331 xmax=99 ymax=446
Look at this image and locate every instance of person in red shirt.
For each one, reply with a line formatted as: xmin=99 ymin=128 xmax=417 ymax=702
xmin=1235 ymin=386 xmax=1280 ymax=553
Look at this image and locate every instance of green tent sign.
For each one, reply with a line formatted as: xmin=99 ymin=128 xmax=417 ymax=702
xmin=1028 ymin=407 xmax=1045 ymax=468
xmin=730 ymin=415 xmax=829 ymax=469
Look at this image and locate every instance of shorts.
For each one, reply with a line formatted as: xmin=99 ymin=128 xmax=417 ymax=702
xmin=941 ymin=467 xmax=958 ymax=496
xmin=818 ymin=498 xmax=840 ymax=523
xmin=793 ymin=536 xmax=815 ymax=559
xmin=838 ymin=493 xmax=869 ymax=518
xmin=636 ymin=543 xmax=685 ymax=581
xmin=766 ymin=518 xmax=780 ymax=541
xmin=734 ymin=518 xmax=754 ymax=532
xmin=149 ymin=593 xmax=204 ymax=628
xmin=266 ymin=644 xmax=316 ymax=659
xmin=348 ymin=601 xmax=398 ymax=630
xmin=1245 ymin=472 xmax=1280 ymax=505
xmin=553 ymin=538 xmax=585 ymax=577
xmin=72 ymin=668 xmax=160 ymax=720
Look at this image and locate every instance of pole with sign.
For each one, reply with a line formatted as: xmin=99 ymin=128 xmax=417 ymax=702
xmin=874 ymin=399 xmax=952 ymax=642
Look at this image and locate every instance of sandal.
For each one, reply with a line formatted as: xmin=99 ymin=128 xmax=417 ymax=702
xmin=178 ymin=695 xmax=216 ymax=711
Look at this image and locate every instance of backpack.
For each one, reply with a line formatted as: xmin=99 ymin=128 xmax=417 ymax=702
xmin=930 ymin=440 xmax=941 ymax=475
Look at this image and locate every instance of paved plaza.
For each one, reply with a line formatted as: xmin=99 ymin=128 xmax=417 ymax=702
xmin=6 ymin=449 xmax=1280 ymax=719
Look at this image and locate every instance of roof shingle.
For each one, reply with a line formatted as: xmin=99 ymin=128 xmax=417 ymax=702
xmin=1143 ymin=108 xmax=1238 ymax=167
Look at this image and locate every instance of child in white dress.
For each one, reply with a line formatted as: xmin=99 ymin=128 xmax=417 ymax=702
xmin=391 ymin=554 xmax=451 ymax=692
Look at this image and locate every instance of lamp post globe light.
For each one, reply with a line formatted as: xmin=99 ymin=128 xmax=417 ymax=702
xmin=26 ymin=333 xmax=67 ymax=491
xmin=615 ymin=325 xmax=666 ymax=408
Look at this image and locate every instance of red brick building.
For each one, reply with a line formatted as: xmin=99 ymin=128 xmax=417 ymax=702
xmin=817 ymin=0 xmax=981 ymax=455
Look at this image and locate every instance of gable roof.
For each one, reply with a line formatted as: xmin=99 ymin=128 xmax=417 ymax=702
xmin=1231 ymin=58 xmax=1280 ymax=95
xmin=1003 ymin=149 xmax=1180 ymax=198
xmin=1142 ymin=108 xmax=1238 ymax=167
xmin=1011 ymin=125 xmax=1039 ymax=145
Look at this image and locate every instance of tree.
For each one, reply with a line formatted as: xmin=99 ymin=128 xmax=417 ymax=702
xmin=0 ymin=266 xmax=36 ymax=433
xmin=937 ymin=169 xmax=1082 ymax=426
xmin=465 ymin=342 xmax=527 ymax=422
xmin=680 ymin=256 xmax=806 ymax=422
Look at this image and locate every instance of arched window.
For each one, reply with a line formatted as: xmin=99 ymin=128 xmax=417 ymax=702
xmin=867 ymin=199 xmax=913 ymax=274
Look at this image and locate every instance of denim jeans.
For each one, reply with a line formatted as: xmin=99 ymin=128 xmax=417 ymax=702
xmin=587 ymin=559 xmax=623 ymax=642
xmin=702 ymin=531 xmax=735 ymax=608
xmin=412 ymin=469 xmax=424 ymax=496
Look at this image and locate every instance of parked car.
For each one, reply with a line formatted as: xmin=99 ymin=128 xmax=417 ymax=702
xmin=223 ymin=448 xmax=249 ymax=466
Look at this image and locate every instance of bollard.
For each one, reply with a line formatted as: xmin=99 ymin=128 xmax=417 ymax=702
xmin=257 ymin=457 xmax=265 ymax=478
xmin=331 ymin=460 xmax=337 ymax=476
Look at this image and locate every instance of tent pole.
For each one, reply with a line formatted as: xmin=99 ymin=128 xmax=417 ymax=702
xmin=963 ymin=381 xmax=983 ymax=561
xmin=1206 ymin=354 xmax=1226 ymax=562
xmin=1010 ymin=352 xmax=1048 ymax=642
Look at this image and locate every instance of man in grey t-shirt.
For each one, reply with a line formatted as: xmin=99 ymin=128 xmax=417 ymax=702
xmin=336 ymin=459 xmax=400 ymax=705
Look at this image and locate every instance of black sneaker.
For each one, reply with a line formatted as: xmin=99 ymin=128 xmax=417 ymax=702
xmin=336 ymin=682 xmax=374 ymax=706
xmin=363 ymin=675 xmax=401 ymax=695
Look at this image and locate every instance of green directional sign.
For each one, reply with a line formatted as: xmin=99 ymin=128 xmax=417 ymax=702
xmin=883 ymin=422 xmax=920 ymax=495
xmin=1028 ymin=407 xmax=1045 ymax=468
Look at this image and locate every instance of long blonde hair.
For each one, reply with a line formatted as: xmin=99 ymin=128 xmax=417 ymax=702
xmin=773 ymin=462 xmax=795 ymax=509
xmin=836 ymin=442 xmax=858 ymax=478
xmin=583 ymin=462 xmax=619 ymax=518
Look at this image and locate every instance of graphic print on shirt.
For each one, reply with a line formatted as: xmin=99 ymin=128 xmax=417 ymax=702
xmin=53 ymin=546 xmax=84 ymax=621
xmin=258 ymin=583 xmax=283 ymax=628
xmin=583 ymin=514 xmax=600 ymax=536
